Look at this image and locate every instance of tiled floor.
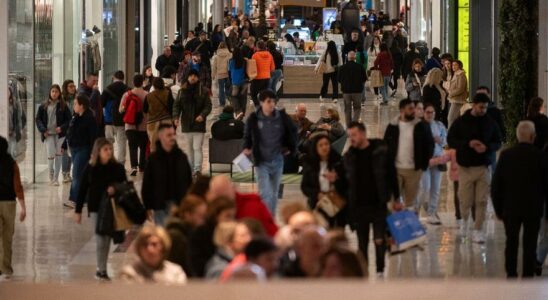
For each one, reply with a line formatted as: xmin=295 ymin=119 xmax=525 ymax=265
xmin=5 ymin=92 xmax=547 ymax=283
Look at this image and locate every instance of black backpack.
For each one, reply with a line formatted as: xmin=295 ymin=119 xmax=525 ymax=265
xmin=112 ymin=181 xmax=147 ymax=225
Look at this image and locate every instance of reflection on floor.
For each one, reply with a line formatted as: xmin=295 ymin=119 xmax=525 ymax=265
xmin=7 ymin=95 xmax=546 ymax=283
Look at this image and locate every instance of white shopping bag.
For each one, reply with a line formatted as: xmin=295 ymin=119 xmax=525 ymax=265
xmin=233 ymin=153 xmax=253 ymax=173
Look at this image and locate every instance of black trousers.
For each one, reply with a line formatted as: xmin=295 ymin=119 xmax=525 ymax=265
xmin=250 ymin=79 xmax=270 ymax=107
xmin=503 ymin=216 xmax=541 ymax=278
xmin=320 ymin=71 xmax=339 ymax=99
xmin=355 ymin=209 xmax=387 ymax=273
xmin=454 ymin=181 xmax=461 ymax=220
xmin=126 ymin=130 xmax=148 ymax=170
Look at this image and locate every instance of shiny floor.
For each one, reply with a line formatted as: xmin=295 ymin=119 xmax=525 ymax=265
xmin=5 ymin=91 xmax=547 ymax=283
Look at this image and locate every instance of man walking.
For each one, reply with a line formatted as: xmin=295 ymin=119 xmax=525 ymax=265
xmin=491 ymin=121 xmax=548 ymax=278
xmin=142 ymin=124 xmax=193 ymax=225
xmin=338 ymin=51 xmax=367 ymax=125
xmin=448 ymin=93 xmax=502 ymax=243
xmin=344 ymin=122 xmax=400 ymax=276
xmin=243 ymin=89 xmax=297 ymax=215
xmin=384 ymin=99 xmax=434 ymax=210
xmin=101 ymin=70 xmax=129 ymax=165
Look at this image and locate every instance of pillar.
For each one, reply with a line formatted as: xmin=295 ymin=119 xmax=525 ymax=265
xmin=188 ymin=0 xmax=198 ymax=31
xmin=166 ymin=0 xmax=177 ymax=42
xmin=470 ymin=0 xmax=493 ymax=95
xmin=213 ymin=0 xmax=224 ymax=28
xmin=0 ymin=0 xmax=8 ymax=137
xmin=539 ymin=0 xmax=548 ymax=105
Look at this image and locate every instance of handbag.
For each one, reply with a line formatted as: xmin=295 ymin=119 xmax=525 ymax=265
xmin=111 ymin=198 xmax=133 ymax=231
xmin=245 ymin=58 xmax=257 ymax=80
xmin=369 ymin=69 xmax=384 ymax=88
xmin=316 ymin=189 xmax=346 ymax=217
xmin=317 ymin=61 xmax=326 ymax=74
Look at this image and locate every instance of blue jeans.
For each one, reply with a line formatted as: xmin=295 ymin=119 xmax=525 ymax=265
xmin=69 ymin=147 xmax=91 ymax=202
xmin=153 ymin=209 xmax=169 ymax=226
xmin=269 ymin=69 xmax=283 ymax=93
xmin=217 ymin=78 xmax=231 ymax=106
xmin=62 ymin=151 xmax=71 ymax=174
xmin=416 ymin=166 xmax=442 ymax=215
xmin=380 ymin=76 xmax=390 ymax=103
xmin=255 ymin=154 xmax=284 ymax=215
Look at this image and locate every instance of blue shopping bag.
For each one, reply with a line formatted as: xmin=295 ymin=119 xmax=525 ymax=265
xmin=386 ymin=210 xmax=427 ymax=251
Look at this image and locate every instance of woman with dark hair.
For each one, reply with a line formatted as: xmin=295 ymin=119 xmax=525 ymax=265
xmin=300 ymin=134 xmax=347 ymax=228
xmin=142 ymin=65 xmax=155 ymax=91
xmin=283 ymin=33 xmax=297 ymax=55
xmin=309 ymin=108 xmax=345 ymax=142
xmin=211 ymin=24 xmax=224 ymax=53
xmin=74 ymin=138 xmax=127 ymax=281
xmin=228 ymin=47 xmax=248 ymax=116
xmin=61 ymin=79 xmax=77 ymax=182
xmin=405 ymin=58 xmax=425 ymax=101
xmin=526 ymin=97 xmax=548 ymax=150
xmin=374 ymin=43 xmax=394 ymax=105
xmin=316 ymin=41 xmax=342 ymax=103
xmin=447 ymin=59 xmax=468 ymax=127
xmin=36 ymin=84 xmax=72 ymax=186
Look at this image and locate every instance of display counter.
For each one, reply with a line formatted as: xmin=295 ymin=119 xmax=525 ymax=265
xmin=281 ymin=54 xmax=339 ymax=97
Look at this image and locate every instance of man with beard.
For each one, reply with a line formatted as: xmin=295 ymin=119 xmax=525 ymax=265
xmin=384 ymin=98 xmax=434 ymax=210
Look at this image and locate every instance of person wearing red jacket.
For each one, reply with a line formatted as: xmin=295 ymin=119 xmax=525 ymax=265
xmin=208 ymin=175 xmax=278 ymax=237
xmin=373 ymin=43 xmax=394 ymax=105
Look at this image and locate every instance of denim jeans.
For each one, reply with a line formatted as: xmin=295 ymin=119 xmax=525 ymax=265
xmin=269 ymin=69 xmax=283 ymax=93
xmin=90 ymin=213 xmax=112 ymax=273
xmin=45 ymin=135 xmax=64 ymax=180
xmin=255 ymin=154 xmax=284 ymax=215
xmin=416 ymin=166 xmax=442 ymax=215
xmin=380 ymin=76 xmax=390 ymax=103
xmin=231 ymin=83 xmax=249 ymax=115
xmin=62 ymin=151 xmax=71 ymax=174
xmin=217 ymin=78 xmax=231 ymax=106
xmin=182 ymin=132 xmax=205 ymax=173
xmin=69 ymin=146 xmax=91 ymax=202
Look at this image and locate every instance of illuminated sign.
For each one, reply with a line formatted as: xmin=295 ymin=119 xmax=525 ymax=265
xmin=458 ymin=0 xmax=469 ymax=75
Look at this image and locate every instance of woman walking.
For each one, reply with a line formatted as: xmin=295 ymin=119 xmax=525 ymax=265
xmin=74 ymin=138 xmax=127 ymax=281
xmin=316 ymin=41 xmax=342 ymax=103
xmin=373 ymin=43 xmax=394 ymax=105
xmin=228 ymin=47 xmax=248 ymax=116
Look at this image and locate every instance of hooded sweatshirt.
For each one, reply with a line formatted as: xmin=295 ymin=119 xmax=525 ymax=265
xmin=212 ymin=48 xmax=233 ymax=79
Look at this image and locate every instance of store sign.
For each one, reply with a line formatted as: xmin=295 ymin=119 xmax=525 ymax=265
xmin=279 ymin=0 xmax=326 ymax=7
xmin=322 ymin=8 xmax=337 ymax=31
xmin=458 ymin=0 xmax=470 ymax=74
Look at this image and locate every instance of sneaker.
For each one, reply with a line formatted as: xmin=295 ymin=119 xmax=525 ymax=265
xmin=51 ymin=180 xmax=60 ymax=187
xmin=95 ymin=271 xmax=111 ymax=282
xmin=427 ymin=214 xmax=442 ymax=225
xmin=319 ymin=96 xmax=324 ymax=102
xmin=332 ymin=99 xmax=338 ymax=104
xmin=130 ymin=168 xmax=138 ymax=176
xmin=472 ymin=230 xmax=485 ymax=243
xmin=63 ymin=200 xmax=76 ymax=209
xmin=63 ymin=173 xmax=72 ymax=183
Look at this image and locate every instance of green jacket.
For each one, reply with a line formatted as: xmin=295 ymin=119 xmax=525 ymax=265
xmin=173 ymin=83 xmax=212 ymax=133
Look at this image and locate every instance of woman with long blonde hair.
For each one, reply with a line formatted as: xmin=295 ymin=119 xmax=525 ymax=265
xmin=422 ymin=68 xmax=448 ymax=126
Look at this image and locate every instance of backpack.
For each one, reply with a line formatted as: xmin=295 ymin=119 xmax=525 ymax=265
xmin=112 ymin=181 xmax=147 ymax=225
xmin=123 ymin=91 xmax=144 ymax=125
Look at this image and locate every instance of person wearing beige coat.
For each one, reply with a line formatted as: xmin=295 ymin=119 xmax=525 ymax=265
xmin=447 ymin=60 xmax=469 ymax=127
xmin=211 ymin=43 xmax=233 ymax=106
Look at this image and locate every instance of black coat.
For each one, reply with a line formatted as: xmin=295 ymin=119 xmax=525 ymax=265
xmin=101 ymin=81 xmax=129 ymax=126
xmin=301 ymin=151 xmax=347 ymax=227
xmin=166 ymin=218 xmax=195 ymax=277
xmin=173 ymin=83 xmax=212 ymax=133
xmin=211 ymin=118 xmax=244 ymax=140
xmin=35 ymin=101 xmax=72 ymax=142
xmin=155 ymin=54 xmax=179 ymax=74
xmin=422 ymin=85 xmax=446 ymax=125
xmin=64 ymin=109 xmax=98 ymax=150
xmin=75 ymin=161 xmax=127 ymax=214
xmin=343 ymin=139 xmax=400 ymax=226
xmin=188 ymin=222 xmax=216 ymax=278
xmin=487 ymin=103 xmax=507 ymax=143
xmin=384 ymin=118 xmax=435 ymax=171
xmin=527 ymin=114 xmax=548 ymax=150
xmin=243 ymin=109 xmax=298 ymax=166
xmin=338 ymin=61 xmax=367 ymax=94
xmin=141 ymin=143 xmax=193 ymax=210
xmin=491 ymin=143 xmax=548 ymax=219
xmin=447 ymin=110 xmax=502 ymax=167
xmin=390 ymin=48 xmax=403 ymax=76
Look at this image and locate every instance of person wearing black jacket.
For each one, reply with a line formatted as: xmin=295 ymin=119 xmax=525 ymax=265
xmin=74 ymin=138 xmax=127 ymax=281
xmin=476 ymin=86 xmax=507 ymax=146
xmin=491 ymin=121 xmax=548 ymax=278
xmin=101 ymin=70 xmax=129 ymax=166
xmin=402 ymin=43 xmax=422 ymax=84
xmin=211 ymin=105 xmax=244 ymax=141
xmin=36 ymin=84 xmax=72 ymax=185
xmin=341 ymin=29 xmax=363 ymax=63
xmin=155 ymin=46 xmax=180 ymax=75
xmin=243 ymin=90 xmax=297 ymax=215
xmin=78 ymin=73 xmax=104 ymax=136
xmin=301 ymin=134 xmax=347 ymax=228
xmin=268 ymin=41 xmax=284 ymax=94
xmin=344 ymin=122 xmax=400 ymax=276
xmin=193 ymin=32 xmax=213 ymax=69
xmin=384 ymin=99 xmax=435 ymax=209
xmin=64 ymin=95 xmax=98 ymax=209
xmin=448 ymin=93 xmax=502 ymax=243
xmin=338 ymin=51 xmax=367 ymax=126
xmin=142 ymin=124 xmax=193 ymax=226
xmin=389 ymin=40 xmax=404 ymax=97
xmin=526 ymin=97 xmax=548 ymax=151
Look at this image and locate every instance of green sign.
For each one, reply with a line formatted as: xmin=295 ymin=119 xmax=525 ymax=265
xmin=458 ymin=0 xmax=470 ymax=75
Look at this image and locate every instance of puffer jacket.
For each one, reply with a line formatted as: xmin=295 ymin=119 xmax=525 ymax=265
xmin=251 ymin=50 xmax=275 ymax=80
xmin=448 ymin=69 xmax=468 ymax=104
xmin=211 ymin=48 xmax=233 ymax=80
xmin=172 ymin=83 xmax=212 ymax=133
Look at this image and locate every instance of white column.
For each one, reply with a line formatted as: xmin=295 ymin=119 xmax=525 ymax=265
xmin=431 ymin=0 xmax=441 ymax=48
xmin=409 ymin=0 xmax=423 ymax=43
xmin=213 ymin=0 xmax=224 ymax=29
xmin=188 ymin=0 xmax=198 ymax=30
xmin=52 ymin=0 xmax=64 ymax=85
xmin=151 ymin=0 xmax=160 ymax=76
xmin=0 ymin=0 xmax=8 ymax=137
xmin=166 ymin=0 xmax=177 ymax=43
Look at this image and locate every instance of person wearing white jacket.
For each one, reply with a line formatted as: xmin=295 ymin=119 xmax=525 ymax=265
xmin=211 ymin=42 xmax=233 ymax=107
xmin=315 ymin=41 xmax=342 ymax=103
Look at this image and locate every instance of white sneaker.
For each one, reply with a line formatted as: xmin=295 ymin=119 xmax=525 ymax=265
xmin=319 ymin=96 xmax=324 ymax=102
xmin=427 ymin=214 xmax=442 ymax=225
xmin=51 ymin=180 xmax=60 ymax=187
xmin=63 ymin=173 xmax=72 ymax=183
xmin=472 ymin=230 xmax=486 ymax=243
